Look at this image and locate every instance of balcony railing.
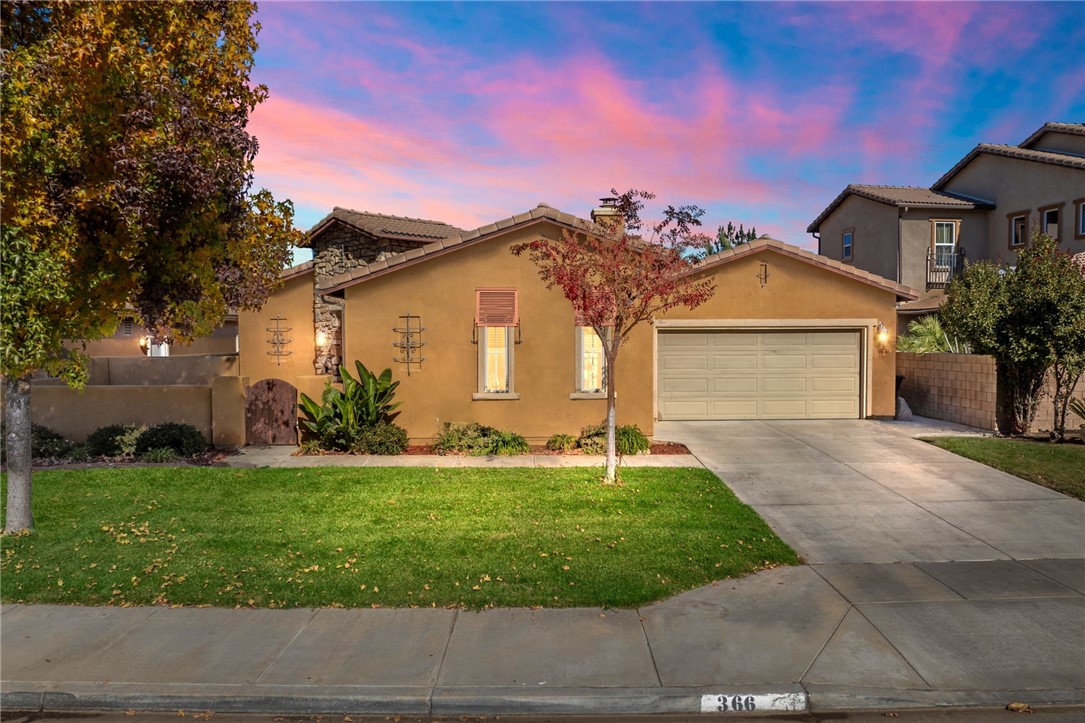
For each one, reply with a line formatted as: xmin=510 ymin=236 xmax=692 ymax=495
xmin=927 ymin=247 xmax=966 ymax=291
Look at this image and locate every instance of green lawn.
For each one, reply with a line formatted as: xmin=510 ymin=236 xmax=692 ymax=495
xmin=923 ymin=437 xmax=1085 ymax=501
xmin=1 ymin=466 xmax=798 ymax=609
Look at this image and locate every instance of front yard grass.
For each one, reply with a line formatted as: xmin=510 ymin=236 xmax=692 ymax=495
xmin=923 ymin=436 xmax=1085 ymax=501
xmin=1 ymin=466 xmax=798 ymax=609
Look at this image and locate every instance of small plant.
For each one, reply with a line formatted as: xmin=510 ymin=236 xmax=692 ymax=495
xmin=31 ymin=424 xmax=74 ymax=459
xmin=1069 ymin=397 xmax=1085 ymax=419
xmin=298 ymin=439 xmax=324 ymax=456
xmin=486 ymin=429 xmax=531 ymax=455
xmin=85 ymin=424 xmax=144 ymax=457
xmin=140 ymin=447 xmax=179 ymax=463
xmin=65 ymin=445 xmax=90 ymax=463
xmin=353 ymin=422 xmax=409 ymax=455
xmin=545 ymin=433 xmax=577 ymax=452
xmin=298 ymin=361 xmax=402 ymax=452
xmin=578 ymin=423 xmax=650 ymax=456
xmin=433 ymin=422 xmax=529 ymax=456
xmin=134 ymin=422 xmax=206 ymax=458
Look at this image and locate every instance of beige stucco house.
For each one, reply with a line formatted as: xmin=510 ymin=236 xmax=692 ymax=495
xmin=807 ymin=122 xmax=1085 ymax=322
xmin=238 ymin=203 xmax=914 ymax=442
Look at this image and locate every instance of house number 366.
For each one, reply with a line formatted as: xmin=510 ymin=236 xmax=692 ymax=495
xmin=711 ymin=695 xmax=756 ymax=712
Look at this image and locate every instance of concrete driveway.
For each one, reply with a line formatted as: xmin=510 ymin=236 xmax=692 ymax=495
xmin=655 ymin=419 xmax=1085 ymax=564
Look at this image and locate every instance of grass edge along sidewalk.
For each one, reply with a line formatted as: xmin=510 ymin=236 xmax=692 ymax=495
xmin=923 ymin=436 xmax=1085 ymax=502
xmin=1 ymin=465 xmax=799 ymax=609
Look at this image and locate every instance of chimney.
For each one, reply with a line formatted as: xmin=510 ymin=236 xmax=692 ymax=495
xmin=590 ymin=197 xmax=623 ymax=235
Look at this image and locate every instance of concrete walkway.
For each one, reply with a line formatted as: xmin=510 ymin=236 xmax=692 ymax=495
xmin=3 ymin=418 xmax=1084 ymax=717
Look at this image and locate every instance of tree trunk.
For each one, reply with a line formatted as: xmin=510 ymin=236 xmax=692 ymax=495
xmin=995 ymin=360 xmax=1046 ymax=436
xmin=4 ymin=374 xmax=34 ymax=533
xmin=605 ymin=354 xmax=617 ymax=483
xmin=1049 ymin=361 xmax=1083 ymax=443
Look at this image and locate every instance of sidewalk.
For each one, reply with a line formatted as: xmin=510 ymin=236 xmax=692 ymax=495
xmin=4 ymin=418 xmax=1083 ymax=717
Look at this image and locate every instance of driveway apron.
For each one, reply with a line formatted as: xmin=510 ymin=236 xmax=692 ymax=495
xmin=656 ymin=419 xmax=1085 ymax=564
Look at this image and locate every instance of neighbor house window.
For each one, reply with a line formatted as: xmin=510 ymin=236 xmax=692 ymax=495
xmin=841 ymin=228 xmax=854 ymax=261
xmin=122 ymin=318 xmax=133 ymax=336
xmin=474 ymin=288 xmax=518 ymax=398
xmin=1076 ymin=198 xmax=1085 ymax=240
xmin=1008 ymin=212 xmax=1028 ymax=248
xmin=576 ymin=325 xmax=607 ymax=394
xmin=1040 ymin=204 xmax=1062 ymax=241
xmin=931 ymin=219 xmax=959 ymax=268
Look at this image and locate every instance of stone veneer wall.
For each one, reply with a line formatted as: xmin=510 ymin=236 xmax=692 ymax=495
xmin=310 ymin=225 xmax=427 ymax=374
xmin=897 ymin=352 xmax=1084 ymax=434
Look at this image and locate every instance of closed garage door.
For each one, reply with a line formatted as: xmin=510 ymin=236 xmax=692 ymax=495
xmin=657 ymin=330 xmax=861 ymax=420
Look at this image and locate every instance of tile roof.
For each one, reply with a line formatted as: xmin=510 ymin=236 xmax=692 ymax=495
xmin=933 ymin=143 xmax=1085 ymax=191
xmin=897 ymin=295 xmax=946 ymax=314
xmin=692 ymin=237 xmax=919 ymax=301
xmin=319 ymin=203 xmax=590 ymax=293
xmin=807 ymin=185 xmax=992 ymax=233
xmin=1020 ymin=122 xmax=1085 ymax=149
xmin=303 ymin=208 xmax=467 ymax=248
xmin=279 ymin=259 xmax=314 ymax=281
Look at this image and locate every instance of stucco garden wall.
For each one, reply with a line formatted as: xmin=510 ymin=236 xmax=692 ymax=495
xmin=897 ymin=352 xmax=1084 ymax=434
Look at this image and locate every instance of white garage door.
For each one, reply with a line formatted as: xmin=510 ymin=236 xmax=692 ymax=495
xmin=657 ymin=330 xmax=861 ymax=420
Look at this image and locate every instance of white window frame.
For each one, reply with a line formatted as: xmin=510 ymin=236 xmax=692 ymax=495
xmin=841 ymin=228 xmax=854 ymax=261
xmin=1008 ymin=212 xmax=1028 ymax=248
xmin=1040 ymin=204 xmax=1062 ymax=241
xmin=930 ymin=219 xmax=959 ymax=269
xmin=572 ymin=325 xmax=608 ymax=398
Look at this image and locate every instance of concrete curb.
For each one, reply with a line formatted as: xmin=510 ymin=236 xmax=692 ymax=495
xmin=7 ymin=683 xmax=1083 ymax=716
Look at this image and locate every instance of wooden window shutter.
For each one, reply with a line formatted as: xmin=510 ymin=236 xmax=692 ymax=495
xmin=476 ymin=288 xmax=518 ymax=327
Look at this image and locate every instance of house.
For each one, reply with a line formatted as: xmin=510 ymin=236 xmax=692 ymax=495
xmin=238 ymin=202 xmax=914 ymax=442
xmin=807 ymin=122 xmax=1085 ymax=323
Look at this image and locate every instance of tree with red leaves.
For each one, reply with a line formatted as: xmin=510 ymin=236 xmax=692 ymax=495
xmin=512 ymin=189 xmax=716 ymax=482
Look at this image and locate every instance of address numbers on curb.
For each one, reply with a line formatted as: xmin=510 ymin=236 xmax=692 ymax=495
xmin=700 ymin=692 xmax=807 ymax=713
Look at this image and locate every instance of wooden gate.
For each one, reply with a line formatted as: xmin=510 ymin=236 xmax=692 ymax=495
xmin=245 ymin=378 xmax=298 ymax=445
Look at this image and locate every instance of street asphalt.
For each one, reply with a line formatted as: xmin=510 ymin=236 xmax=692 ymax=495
xmin=3 ymin=417 xmax=1083 ymax=718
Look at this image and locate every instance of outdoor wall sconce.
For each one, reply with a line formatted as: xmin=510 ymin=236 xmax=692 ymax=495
xmin=138 ymin=336 xmax=150 ymax=354
xmin=875 ymin=321 xmax=891 ymax=353
xmin=315 ymin=329 xmax=330 ymax=350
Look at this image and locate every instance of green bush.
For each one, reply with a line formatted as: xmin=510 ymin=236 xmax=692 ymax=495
xmin=134 ymin=423 xmax=206 ymax=458
xmin=298 ymin=361 xmax=402 ymax=451
xmin=577 ymin=423 xmax=650 ymax=456
xmin=545 ymin=433 xmax=577 ymax=452
xmin=434 ymin=422 xmax=530 ymax=456
xmin=31 ymin=424 xmax=74 ymax=459
xmin=353 ymin=422 xmax=409 ymax=455
xmin=65 ymin=445 xmax=90 ymax=463
xmin=140 ymin=447 xmax=179 ymax=463
xmin=85 ymin=424 xmax=145 ymax=457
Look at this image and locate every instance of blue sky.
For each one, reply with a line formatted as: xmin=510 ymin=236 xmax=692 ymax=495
xmin=247 ymin=1 xmax=1084 ymax=260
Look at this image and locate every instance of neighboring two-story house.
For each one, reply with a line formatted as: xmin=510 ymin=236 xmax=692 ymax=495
xmin=807 ymin=122 xmax=1085 ymax=319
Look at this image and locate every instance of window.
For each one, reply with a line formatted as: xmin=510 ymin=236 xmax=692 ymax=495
xmin=1008 ymin=212 xmax=1028 ymax=248
xmin=480 ymin=326 xmax=512 ymax=393
xmin=122 ymin=318 xmax=133 ymax=336
xmin=474 ymin=288 xmax=518 ymax=399
xmin=931 ymin=220 xmax=959 ymax=268
xmin=1076 ymin=198 xmax=1085 ymax=240
xmin=841 ymin=228 xmax=854 ymax=261
xmin=576 ymin=325 xmax=607 ymax=394
xmin=1040 ymin=204 xmax=1062 ymax=241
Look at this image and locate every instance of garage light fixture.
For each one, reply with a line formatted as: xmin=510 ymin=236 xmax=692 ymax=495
xmin=875 ymin=322 xmax=891 ymax=353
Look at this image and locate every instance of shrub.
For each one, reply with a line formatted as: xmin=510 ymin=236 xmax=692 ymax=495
xmin=578 ymin=423 xmax=650 ymax=456
xmin=1070 ymin=397 xmax=1085 ymax=422
xmin=85 ymin=424 xmax=145 ymax=457
xmin=134 ymin=422 xmax=206 ymax=458
xmin=545 ymin=433 xmax=577 ymax=452
xmin=31 ymin=424 xmax=73 ymax=459
xmin=298 ymin=439 xmax=324 ymax=456
xmin=353 ymin=422 xmax=409 ymax=455
xmin=434 ymin=422 xmax=529 ymax=456
xmin=298 ymin=361 xmax=402 ymax=451
xmin=65 ymin=445 xmax=90 ymax=463
xmin=486 ymin=429 xmax=531 ymax=455
xmin=140 ymin=447 xmax=179 ymax=463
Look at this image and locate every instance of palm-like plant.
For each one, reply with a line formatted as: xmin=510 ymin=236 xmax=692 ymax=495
xmin=298 ymin=361 xmax=401 ymax=451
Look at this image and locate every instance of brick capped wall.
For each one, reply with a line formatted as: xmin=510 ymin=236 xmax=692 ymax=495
xmin=897 ymin=352 xmax=1084 ymax=434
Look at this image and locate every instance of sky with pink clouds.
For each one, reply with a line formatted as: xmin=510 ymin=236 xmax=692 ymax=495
xmin=247 ymin=1 xmax=1084 ymax=262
